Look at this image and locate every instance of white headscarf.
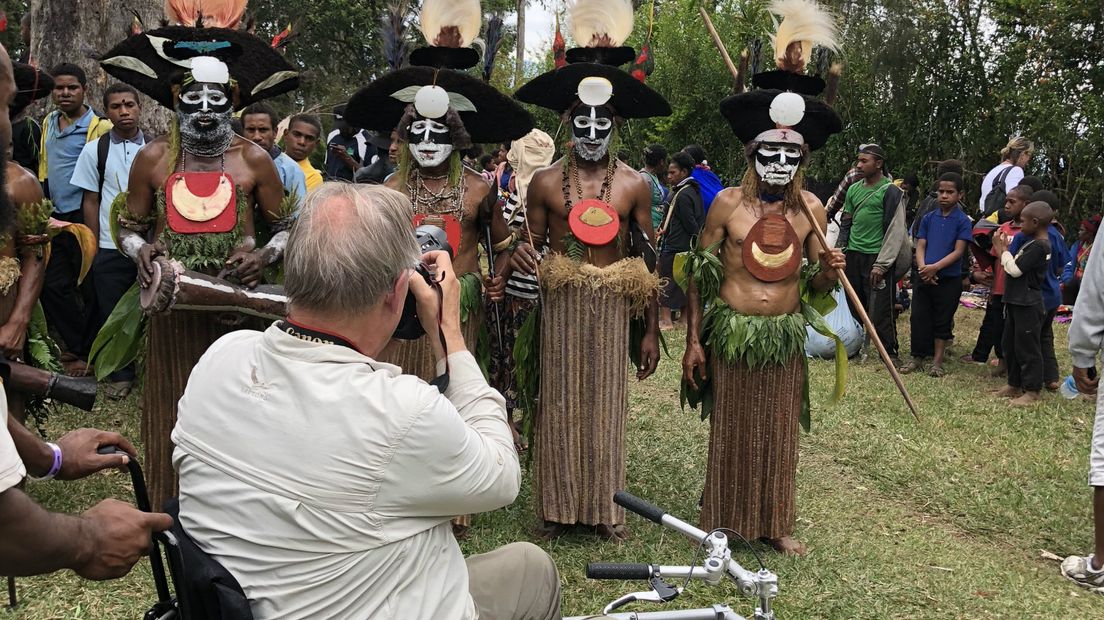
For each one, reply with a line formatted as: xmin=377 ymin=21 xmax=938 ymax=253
xmin=507 ymin=128 xmax=556 ymax=211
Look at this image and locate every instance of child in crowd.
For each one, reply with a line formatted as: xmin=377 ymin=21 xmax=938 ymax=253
xmin=993 ymin=201 xmax=1054 ymax=406
xmin=901 ymin=172 xmax=973 ymax=376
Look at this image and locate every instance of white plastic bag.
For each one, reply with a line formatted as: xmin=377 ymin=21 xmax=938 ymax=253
xmin=805 ymin=286 xmax=864 ymax=359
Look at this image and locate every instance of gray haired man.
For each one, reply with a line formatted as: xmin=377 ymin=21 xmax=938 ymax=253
xmin=172 ymin=183 xmax=562 ymax=619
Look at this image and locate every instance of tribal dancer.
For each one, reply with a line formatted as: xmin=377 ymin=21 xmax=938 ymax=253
xmin=682 ymin=0 xmax=846 ymax=556
xmin=345 ymin=0 xmax=533 ymax=538
xmin=2 ymin=63 xmax=95 ymax=424
xmin=510 ymin=0 xmax=669 ymax=540
xmin=95 ymin=0 xmax=299 ymax=508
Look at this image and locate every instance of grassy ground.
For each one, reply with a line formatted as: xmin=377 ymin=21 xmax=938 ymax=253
xmin=4 ymin=306 xmax=1102 ymax=619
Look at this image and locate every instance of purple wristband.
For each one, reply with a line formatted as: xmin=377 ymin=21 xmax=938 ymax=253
xmin=31 ymin=442 xmax=62 ymax=481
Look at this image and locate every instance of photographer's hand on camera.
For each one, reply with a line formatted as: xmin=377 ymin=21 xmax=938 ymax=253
xmin=409 ymin=251 xmax=466 ymax=363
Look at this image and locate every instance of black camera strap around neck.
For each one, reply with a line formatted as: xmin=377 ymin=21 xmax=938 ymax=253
xmin=278 ymin=293 xmax=451 ymax=394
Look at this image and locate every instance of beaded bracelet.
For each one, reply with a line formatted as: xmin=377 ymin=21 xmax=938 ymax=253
xmin=30 ymin=442 xmax=62 ymax=481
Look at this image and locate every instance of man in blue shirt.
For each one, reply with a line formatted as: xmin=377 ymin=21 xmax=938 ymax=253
xmin=240 ymin=103 xmax=307 ymax=207
xmin=901 ymin=172 xmax=973 ymax=377
xmin=39 ymin=63 xmax=112 ymax=372
xmin=71 ymin=83 xmax=144 ymax=398
xmin=1010 ymin=190 xmax=1070 ymax=390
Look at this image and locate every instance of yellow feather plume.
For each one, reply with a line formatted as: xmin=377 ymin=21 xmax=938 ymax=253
xmin=420 ymin=0 xmax=482 ymax=48
xmin=164 ymin=0 xmax=247 ymax=29
xmin=569 ymin=0 xmax=634 ymax=48
xmin=768 ymin=0 xmax=840 ymax=73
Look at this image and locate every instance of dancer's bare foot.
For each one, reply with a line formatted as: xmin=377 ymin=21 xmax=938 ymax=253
xmin=535 ymin=521 xmax=570 ymax=541
xmin=764 ymin=536 xmax=807 ymax=556
xmin=595 ymin=524 xmax=630 ymax=541
xmin=1010 ymin=391 xmax=1042 ymax=407
xmin=452 ymin=523 xmax=469 ymax=540
xmin=992 ymin=385 xmax=1022 ymax=397
xmin=1045 ymin=381 xmax=1061 ymax=392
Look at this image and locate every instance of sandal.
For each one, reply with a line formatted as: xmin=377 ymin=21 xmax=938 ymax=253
xmin=898 ymin=359 xmax=924 ymax=374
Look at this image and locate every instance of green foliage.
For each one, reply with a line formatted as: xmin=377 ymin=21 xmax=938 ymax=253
xmin=512 ymin=303 xmax=541 ymax=451
xmin=88 ymin=284 xmax=145 ymax=381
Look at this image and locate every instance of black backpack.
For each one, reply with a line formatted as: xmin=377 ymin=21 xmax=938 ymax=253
xmin=981 ymin=167 xmax=1013 ymax=218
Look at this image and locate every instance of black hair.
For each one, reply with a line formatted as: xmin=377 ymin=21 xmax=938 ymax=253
xmin=903 ymin=172 xmax=919 ymax=187
xmin=617 ymin=150 xmax=631 ymax=165
xmin=671 ymin=151 xmax=695 ymax=173
xmin=1019 ymin=175 xmax=1044 ymax=193
xmin=1030 ymin=189 xmax=1060 ymax=211
xmin=1008 ymin=184 xmax=1034 ymax=199
xmin=102 ymin=82 xmax=140 ymax=109
xmin=643 ymin=144 xmax=667 ymax=168
xmin=230 ymin=117 xmax=243 ymax=135
xmin=465 ymin=145 xmax=484 ymax=159
xmin=936 ymin=159 xmax=964 ymax=177
xmin=478 ymin=154 xmax=494 ymax=168
xmin=50 ymin=62 xmax=86 ymax=88
xmin=241 ymin=102 xmax=280 ymax=128
xmin=288 ymin=114 xmax=323 ymax=138
xmin=684 ymin=144 xmax=706 ymax=165
xmin=938 ymin=172 xmax=964 ymax=192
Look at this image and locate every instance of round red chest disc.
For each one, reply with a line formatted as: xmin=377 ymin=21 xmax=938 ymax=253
xmin=568 ymin=199 xmax=620 ymax=247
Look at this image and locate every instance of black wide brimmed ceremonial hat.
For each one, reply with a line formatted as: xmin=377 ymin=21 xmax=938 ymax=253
xmin=11 ymin=62 xmax=53 ymax=117
xmin=345 ymin=66 xmax=534 ymax=144
xmin=514 ymin=62 xmax=671 ymax=119
xmin=719 ymin=88 xmax=841 ymax=151
xmin=99 ymin=26 xmax=299 ymax=110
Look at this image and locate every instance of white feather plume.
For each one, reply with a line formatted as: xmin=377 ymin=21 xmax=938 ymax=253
xmin=768 ymin=0 xmax=840 ymax=72
xmin=569 ymin=0 xmax=634 ymax=48
xmin=420 ymin=0 xmax=482 ymax=48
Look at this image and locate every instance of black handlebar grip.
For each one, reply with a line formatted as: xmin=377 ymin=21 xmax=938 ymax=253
xmin=614 ymin=490 xmax=666 ymax=523
xmin=586 ymin=563 xmax=655 ymax=580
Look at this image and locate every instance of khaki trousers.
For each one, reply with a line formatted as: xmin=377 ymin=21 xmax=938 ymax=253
xmin=467 ymin=542 xmax=561 ymax=620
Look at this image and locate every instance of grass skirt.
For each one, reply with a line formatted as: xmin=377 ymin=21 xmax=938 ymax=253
xmin=535 ymin=255 xmax=658 ymax=526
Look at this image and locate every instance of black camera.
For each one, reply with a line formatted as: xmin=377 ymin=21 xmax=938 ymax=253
xmin=393 ymin=225 xmax=454 ymax=340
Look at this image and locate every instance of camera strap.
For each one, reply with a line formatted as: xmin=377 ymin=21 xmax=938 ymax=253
xmin=428 ymin=275 xmax=451 ymax=394
xmin=276 ymin=319 xmax=360 ymax=352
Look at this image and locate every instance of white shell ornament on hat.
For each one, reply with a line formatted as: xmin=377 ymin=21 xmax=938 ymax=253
xmin=189 ymin=56 xmax=231 ymax=85
xmin=415 ymin=84 xmax=451 ymax=119
xmin=578 ymin=76 xmax=613 ymax=107
xmin=769 ymin=91 xmax=806 ymax=127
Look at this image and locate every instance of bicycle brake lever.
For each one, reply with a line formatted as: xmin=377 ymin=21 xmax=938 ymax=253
xmin=602 ymin=579 xmax=682 ymax=614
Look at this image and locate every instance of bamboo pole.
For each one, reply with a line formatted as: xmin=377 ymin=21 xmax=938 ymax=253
xmin=698 ymin=5 xmax=921 ymax=423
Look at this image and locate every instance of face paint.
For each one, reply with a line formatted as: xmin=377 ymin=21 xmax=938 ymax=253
xmin=176 ymin=82 xmax=234 ymax=158
xmin=755 ymin=142 xmax=803 ymax=187
xmin=407 ymin=117 xmax=454 ymax=168
xmin=572 ymin=105 xmax=614 ymax=162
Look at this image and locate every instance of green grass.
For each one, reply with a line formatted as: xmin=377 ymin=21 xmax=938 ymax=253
xmin=4 ymin=307 xmax=1102 ymax=619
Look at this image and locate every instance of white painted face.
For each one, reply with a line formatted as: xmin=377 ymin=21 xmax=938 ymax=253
xmin=407 ymin=118 xmax=454 ymax=168
xmin=755 ymin=142 xmax=803 ymax=187
xmin=572 ymin=105 xmax=614 ymax=162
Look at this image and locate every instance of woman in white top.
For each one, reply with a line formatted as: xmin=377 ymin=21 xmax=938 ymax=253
xmin=979 ymin=136 xmax=1033 ymax=215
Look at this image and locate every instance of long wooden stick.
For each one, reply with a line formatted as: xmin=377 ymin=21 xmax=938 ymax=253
xmin=698 ymin=5 xmax=921 ymax=423
xmin=698 ymin=5 xmax=740 ymax=88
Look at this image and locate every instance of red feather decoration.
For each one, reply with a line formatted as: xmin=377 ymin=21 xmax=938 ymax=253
xmin=630 ymin=43 xmax=654 ymax=83
xmin=271 ymin=23 xmax=293 ymax=49
xmin=553 ymin=17 xmax=566 ymax=69
xmin=0 ymin=12 xmax=8 ymax=33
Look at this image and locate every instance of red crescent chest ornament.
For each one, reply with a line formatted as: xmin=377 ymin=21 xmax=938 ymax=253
xmin=165 ymin=172 xmax=238 ymax=234
xmin=568 ymin=198 xmax=620 ymax=247
xmin=414 ymin=213 xmax=462 ymax=253
xmin=742 ymin=214 xmax=802 ymax=282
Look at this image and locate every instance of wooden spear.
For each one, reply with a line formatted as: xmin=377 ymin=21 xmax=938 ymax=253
xmin=697 ymin=6 xmax=921 ymax=422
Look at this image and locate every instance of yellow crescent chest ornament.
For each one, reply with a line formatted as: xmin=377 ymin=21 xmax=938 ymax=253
xmin=742 ymin=214 xmax=802 ymax=282
xmin=165 ymin=172 xmax=238 ymax=234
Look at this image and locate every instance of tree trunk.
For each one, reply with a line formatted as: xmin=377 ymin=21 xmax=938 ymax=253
xmin=29 ymin=0 xmax=172 ymax=136
xmin=515 ymin=0 xmax=525 ymax=87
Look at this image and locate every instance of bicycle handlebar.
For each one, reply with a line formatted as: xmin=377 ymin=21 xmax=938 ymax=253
xmin=614 ymin=490 xmax=667 ymax=523
xmin=587 ymin=563 xmax=656 ymax=580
